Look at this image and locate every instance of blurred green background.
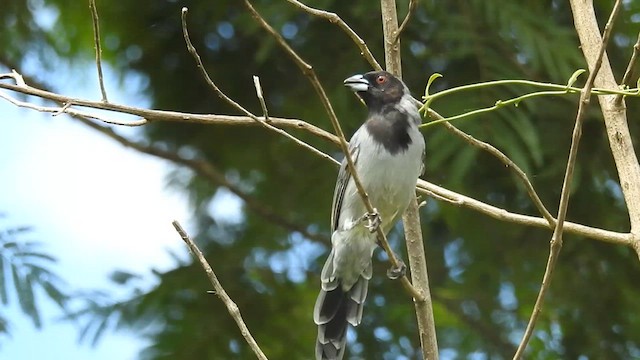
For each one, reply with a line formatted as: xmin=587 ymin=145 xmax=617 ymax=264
xmin=1 ymin=0 xmax=640 ymax=359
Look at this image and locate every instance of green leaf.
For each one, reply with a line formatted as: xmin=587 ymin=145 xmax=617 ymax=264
xmin=567 ymin=69 xmax=587 ymax=87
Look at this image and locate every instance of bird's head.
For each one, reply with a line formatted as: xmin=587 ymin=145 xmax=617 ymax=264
xmin=343 ymin=71 xmax=408 ymax=111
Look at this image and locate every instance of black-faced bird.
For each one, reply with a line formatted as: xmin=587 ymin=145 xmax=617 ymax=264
xmin=314 ymin=71 xmax=425 ymax=360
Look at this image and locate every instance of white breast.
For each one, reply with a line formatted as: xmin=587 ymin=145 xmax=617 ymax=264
xmin=338 ymin=125 xmax=425 ymax=234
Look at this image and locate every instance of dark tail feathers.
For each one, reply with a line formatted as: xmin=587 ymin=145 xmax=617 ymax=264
xmin=314 ymin=277 xmax=368 ymax=360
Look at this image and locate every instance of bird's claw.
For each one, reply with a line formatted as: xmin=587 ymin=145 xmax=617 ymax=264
xmin=361 ymin=209 xmax=381 ymax=233
xmin=386 ymin=260 xmax=406 ymax=280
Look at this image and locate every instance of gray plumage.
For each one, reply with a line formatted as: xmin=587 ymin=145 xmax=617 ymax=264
xmin=314 ymin=71 xmax=425 ymax=360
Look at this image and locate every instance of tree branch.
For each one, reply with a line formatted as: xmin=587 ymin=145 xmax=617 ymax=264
xmin=416 ymin=180 xmax=632 ymax=246
xmin=181 ymin=7 xmax=337 ymax=166
xmin=285 ymin=0 xmax=382 ymax=71
xmin=89 ymin=0 xmax=108 ymax=102
xmin=394 ymin=0 xmax=418 ymax=44
xmin=428 ymin=109 xmax=555 ymax=225
xmin=380 ymin=0 xmax=438 ymax=358
xmin=514 ymin=1 xmax=623 ymax=357
xmin=616 ymin=31 xmax=640 ymax=104
xmin=172 ymin=221 xmax=268 ymax=360
xmin=569 ymin=1 xmax=640 ymax=242
xmin=0 ymin=71 xmax=340 ymax=146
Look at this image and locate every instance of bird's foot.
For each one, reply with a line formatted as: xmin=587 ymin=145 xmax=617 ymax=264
xmin=360 ymin=208 xmax=381 ymax=233
xmin=386 ymin=259 xmax=406 ymax=280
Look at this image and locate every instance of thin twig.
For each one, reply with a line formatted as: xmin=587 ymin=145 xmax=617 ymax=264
xmin=89 ymin=0 xmax=108 ymax=102
xmin=245 ymin=0 xmax=423 ymax=300
xmin=180 ymin=7 xmax=336 ymax=165
xmin=394 ymin=0 xmax=418 ymax=44
xmin=0 ymin=70 xmax=340 ymax=150
xmin=0 ymin=88 xmax=147 ymax=125
xmin=285 ymin=0 xmax=382 ymax=71
xmin=416 ymin=180 xmax=632 ymax=246
xmin=428 ymin=109 xmax=555 ymax=225
xmin=513 ymin=1 xmax=622 ymax=358
xmin=616 ymin=31 xmax=640 ymax=104
xmin=172 ymin=221 xmax=268 ymax=360
xmin=253 ymin=76 xmax=269 ymax=121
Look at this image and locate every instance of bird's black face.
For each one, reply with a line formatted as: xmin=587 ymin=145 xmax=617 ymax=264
xmin=344 ymin=71 xmax=406 ymax=111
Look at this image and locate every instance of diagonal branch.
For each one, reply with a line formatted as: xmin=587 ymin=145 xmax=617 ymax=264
xmin=569 ymin=3 xmax=640 ymax=240
xmin=616 ymin=31 xmax=640 ymax=105
xmin=428 ymin=109 xmax=554 ymax=225
xmin=0 ymin=72 xmax=340 ymax=146
xmin=416 ymin=180 xmax=632 ymax=246
xmin=285 ymin=0 xmax=382 ymax=71
xmin=394 ymin=0 xmax=418 ymax=44
xmin=180 ymin=7 xmax=336 ymax=166
xmin=89 ymin=0 xmax=108 ymax=102
xmin=513 ymin=1 xmax=623 ymax=358
xmin=172 ymin=221 xmax=268 ymax=360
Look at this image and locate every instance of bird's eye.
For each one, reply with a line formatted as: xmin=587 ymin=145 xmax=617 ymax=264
xmin=376 ymin=75 xmax=386 ymax=84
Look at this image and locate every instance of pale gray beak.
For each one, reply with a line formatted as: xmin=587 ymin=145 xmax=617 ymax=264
xmin=344 ymin=74 xmax=369 ymax=92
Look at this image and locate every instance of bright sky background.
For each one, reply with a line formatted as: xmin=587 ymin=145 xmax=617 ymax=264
xmin=0 ymin=63 xmax=201 ymax=359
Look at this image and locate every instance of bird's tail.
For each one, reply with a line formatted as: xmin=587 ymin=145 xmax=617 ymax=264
xmin=314 ymin=251 xmax=370 ymax=360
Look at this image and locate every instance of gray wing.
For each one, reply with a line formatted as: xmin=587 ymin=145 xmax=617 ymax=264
xmin=330 ymin=142 xmax=360 ymax=232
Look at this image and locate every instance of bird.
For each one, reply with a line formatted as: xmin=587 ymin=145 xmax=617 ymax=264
xmin=314 ymin=71 xmax=425 ymax=360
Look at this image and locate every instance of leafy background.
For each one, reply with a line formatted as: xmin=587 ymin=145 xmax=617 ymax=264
xmin=1 ymin=0 xmax=640 ymax=359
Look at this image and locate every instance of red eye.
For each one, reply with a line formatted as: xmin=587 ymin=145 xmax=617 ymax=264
xmin=376 ymin=75 xmax=386 ymax=84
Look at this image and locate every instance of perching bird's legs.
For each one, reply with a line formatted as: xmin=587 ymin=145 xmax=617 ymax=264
xmin=386 ymin=259 xmax=406 ymax=280
xmin=358 ymin=208 xmax=407 ymax=280
xmin=360 ymin=208 xmax=382 ymax=233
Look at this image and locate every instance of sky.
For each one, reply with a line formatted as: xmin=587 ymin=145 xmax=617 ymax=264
xmin=0 ymin=64 xmax=203 ymax=359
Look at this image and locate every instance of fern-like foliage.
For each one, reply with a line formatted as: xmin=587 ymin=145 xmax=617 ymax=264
xmin=0 ymin=216 xmax=69 ymax=340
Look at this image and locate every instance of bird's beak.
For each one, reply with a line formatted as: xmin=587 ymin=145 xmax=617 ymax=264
xmin=344 ymin=74 xmax=369 ymax=92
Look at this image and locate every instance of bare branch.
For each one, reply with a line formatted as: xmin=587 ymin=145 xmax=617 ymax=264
xmin=0 ymin=89 xmax=145 ymax=125
xmin=571 ymin=5 xmax=640 ymax=236
xmin=616 ymin=31 xmax=640 ymax=104
xmin=89 ymin=0 xmax=108 ymax=102
xmin=417 ymin=180 xmax=633 ymax=246
xmin=402 ymin=198 xmax=438 ymax=359
xmin=244 ymin=0 xmax=423 ymax=300
xmin=172 ymin=221 xmax=268 ymax=360
xmin=253 ymin=76 xmax=269 ymax=121
xmin=0 ymin=71 xmax=340 ymax=150
xmin=394 ymin=0 xmax=418 ymax=44
xmin=380 ymin=0 xmax=438 ymax=358
xmin=180 ymin=7 xmax=336 ymax=165
xmin=514 ymin=1 xmax=623 ymax=357
xmin=285 ymin=0 xmax=382 ymax=71
xmin=380 ymin=0 xmax=402 ymax=76
xmin=428 ymin=109 xmax=555 ymax=225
